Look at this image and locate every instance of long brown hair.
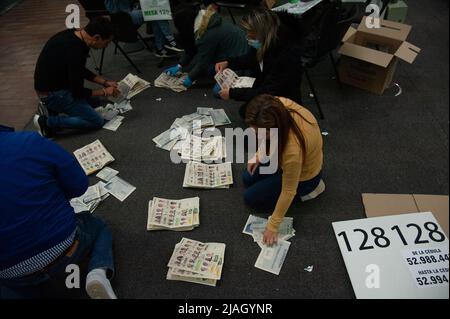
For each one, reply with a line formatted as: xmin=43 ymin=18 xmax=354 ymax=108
xmin=245 ymin=94 xmax=314 ymax=164
xmin=240 ymin=7 xmax=280 ymax=62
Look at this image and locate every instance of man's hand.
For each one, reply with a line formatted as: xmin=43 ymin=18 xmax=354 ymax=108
xmin=215 ymin=61 xmax=229 ymax=73
xmin=104 ymin=80 xmax=118 ymax=88
xmin=263 ymin=228 xmax=278 ymax=247
xmin=104 ymin=86 xmax=119 ymax=97
xmin=219 ymin=88 xmax=230 ymax=100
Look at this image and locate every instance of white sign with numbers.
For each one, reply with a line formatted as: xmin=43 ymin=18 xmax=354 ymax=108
xmin=140 ymin=0 xmax=172 ymax=21
xmin=333 ymin=212 xmax=449 ymax=299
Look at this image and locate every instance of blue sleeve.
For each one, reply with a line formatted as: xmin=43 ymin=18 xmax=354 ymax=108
xmin=41 ymin=137 xmax=88 ymax=199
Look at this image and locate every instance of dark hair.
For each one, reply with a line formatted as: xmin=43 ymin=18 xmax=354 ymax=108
xmin=84 ymin=16 xmax=114 ymax=39
xmin=245 ymin=94 xmax=314 ymax=164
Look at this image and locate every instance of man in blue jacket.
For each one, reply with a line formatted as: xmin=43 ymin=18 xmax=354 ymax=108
xmin=0 ymin=125 xmax=116 ymax=299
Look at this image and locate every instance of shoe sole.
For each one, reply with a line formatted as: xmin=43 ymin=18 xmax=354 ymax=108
xmin=38 ymin=102 xmax=49 ymax=117
xmin=86 ymin=280 xmax=113 ymax=299
xmin=32 ymin=115 xmax=43 ymax=137
xmin=164 ymin=45 xmax=184 ymax=53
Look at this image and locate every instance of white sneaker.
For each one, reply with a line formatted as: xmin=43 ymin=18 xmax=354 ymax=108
xmin=85 ymin=269 xmax=117 ymax=299
xmin=301 ymin=179 xmax=325 ymax=202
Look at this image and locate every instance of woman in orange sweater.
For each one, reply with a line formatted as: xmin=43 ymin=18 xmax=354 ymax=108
xmin=243 ymin=94 xmax=325 ymax=246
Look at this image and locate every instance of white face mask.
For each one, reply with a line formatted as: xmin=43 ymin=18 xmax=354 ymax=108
xmin=194 ymin=9 xmax=206 ymax=33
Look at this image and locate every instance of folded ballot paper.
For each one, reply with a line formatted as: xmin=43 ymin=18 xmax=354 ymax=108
xmin=167 ymin=238 xmax=225 ymax=286
xmin=214 ymin=68 xmax=255 ymax=90
xmin=147 ymin=197 xmax=200 ymax=231
xmin=242 ymin=214 xmax=295 ymax=275
xmin=73 ymin=140 xmax=115 ymax=175
xmin=70 ymin=181 xmax=110 ymax=213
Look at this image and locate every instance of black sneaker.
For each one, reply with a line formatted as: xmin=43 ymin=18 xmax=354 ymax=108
xmin=37 ymin=101 xmax=49 ymax=117
xmin=33 ymin=115 xmax=55 ymax=138
xmin=154 ymin=48 xmax=177 ymax=58
xmin=164 ymin=40 xmax=184 ymax=53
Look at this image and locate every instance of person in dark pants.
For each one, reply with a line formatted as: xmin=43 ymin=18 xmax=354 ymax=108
xmin=166 ymin=1 xmax=249 ymax=91
xmin=215 ymin=7 xmax=306 ymax=118
xmin=242 ymin=95 xmax=325 ymax=246
xmin=0 ymin=125 xmax=116 ymax=299
xmin=33 ymin=17 xmax=120 ymax=138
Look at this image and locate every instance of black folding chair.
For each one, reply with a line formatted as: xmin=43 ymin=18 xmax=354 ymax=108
xmin=215 ymin=0 xmax=262 ymax=24
xmin=300 ymin=1 xmax=357 ymax=119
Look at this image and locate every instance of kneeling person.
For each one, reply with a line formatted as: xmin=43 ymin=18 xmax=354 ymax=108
xmin=243 ymin=94 xmax=325 ymax=246
xmin=33 ymin=17 xmax=119 ymax=137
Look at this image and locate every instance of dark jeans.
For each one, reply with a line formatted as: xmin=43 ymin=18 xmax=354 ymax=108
xmin=40 ymin=90 xmax=104 ymax=130
xmin=0 ymin=213 xmax=114 ymax=299
xmin=243 ymin=166 xmax=322 ymax=210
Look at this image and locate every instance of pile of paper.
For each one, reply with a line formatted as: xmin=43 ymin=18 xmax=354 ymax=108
xmin=180 ymin=135 xmax=226 ymax=162
xmin=70 ymin=181 xmax=110 ymax=213
xmin=147 ymin=197 xmax=200 ymax=231
xmin=96 ymin=100 xmax=133 ymax=132
xmin=183 ymin=161 xmax=233 ymax=189
xmin=166 ymin=238 xmax=225 ymax=286
xmin=152 ymin=108 xmax=231 ymax=152
xmin=110 ymin=73 xmax=151 ymax=103
xmin=73 ymin=140 xmax=115 ymax=175
xmin=242 ymin=214 xmax=295 ymax=275
xmin=154 ymin=72 xmax=188 ymax=92
xmin=272 ymin=0 xmax=322 ymax=14
xmin=214 ymin=69 xmax=255 ymax=90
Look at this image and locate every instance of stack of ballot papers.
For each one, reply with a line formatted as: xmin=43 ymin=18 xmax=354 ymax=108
xmin=214 ymin=68 xmax=256 ymax=90
xmin=180 ymin=135 xmax=226 ymax=162
xmin=147 ymin=197 xmax=200 ymax=231
xmin=242 ymin=214 xmax=295 ymax=275
xmin=103 ymin=176 xmax=136 ymax=202
xmin=183 ymin=161 xmax=233 ymax=189
xmin=70 ymin=182 xmax=110 ymax=213
xmin=166 ymin=238 xmax=225 ymax=286
xmin=272 ymin=0 xmax=322 ymax=15
xmin=73 ymin=140 xmax=115 ymax=175
xmin=154 ymin=72 xmax=188 ymax=92
xmin=152 ymin=108 xmax=231 ymax=152
xmin=110 ymin=73 xmax=151 ymax=103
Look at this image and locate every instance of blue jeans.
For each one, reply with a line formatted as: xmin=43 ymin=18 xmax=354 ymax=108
xmin=152 ymin=20 xmax=175 ymax=50
xmin=40 ymin=90 xmax=104 ymax=130
xmin=243 ymin=167 xmax=322 ymax=209
xmin=129 ymin=8 xmax=144 ymax=26
xmin=0 ymin=213 xmax=114 ymax=299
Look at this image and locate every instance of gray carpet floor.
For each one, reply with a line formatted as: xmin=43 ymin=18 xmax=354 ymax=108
xmin=24 ymin=0 xmax=449 ymax=299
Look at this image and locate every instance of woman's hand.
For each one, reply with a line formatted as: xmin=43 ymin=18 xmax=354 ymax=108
xmin=219 ymin=88 xmax=230 ymax=100
xmin=263 ymin=228 xmax=278 ymax=247
xmin=215 ymin=61 xmax=229 ymax=73
xmin=247 ymin=154 xmax=260 ymax=175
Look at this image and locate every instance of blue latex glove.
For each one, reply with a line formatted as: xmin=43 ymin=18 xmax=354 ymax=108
xmin=183 ymin=76 xmax=193 ymax=88
xmin=165 ymin=64 xmax=181 ymax=76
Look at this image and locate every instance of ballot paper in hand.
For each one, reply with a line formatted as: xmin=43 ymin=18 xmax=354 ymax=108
xmin=209 ymin=109 xmax=231 ymax=126
xmin=243 ymin=215 xmax=296 ymax=243
xmin=104 ymin=176 xmax=136 ymax=202
xmin=96 ymin=167 xmax=119 ymax=182
xmin=214 ymin=68 xmax=255 ymax=90
xmin=255 ymin=240 xmax=291 ymax=275
xmin=154 ymin=72 xmax=188 ymax=92
xmin=110 ymin=73 xmax=151 ymax=103
xmin=73 ymin=140 xmax=115 ymax=175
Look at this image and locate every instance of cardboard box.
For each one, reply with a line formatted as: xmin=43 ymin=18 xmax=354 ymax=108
xmin=362 ymin=193 xmax=449 ymax=237
xmin=338 ymin=17 xmax=421 ymax=94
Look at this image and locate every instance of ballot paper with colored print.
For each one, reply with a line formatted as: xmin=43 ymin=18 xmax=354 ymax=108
xmin=167 ymin=238 xmax=225 ymax=283
xmin=70 ymin=181 xmax=110 ymax=213
xmin=147 ymin=197 xmax=200 ymax=231
xmin=73 ymin=140 xmax=115 ymax=175
xmin=104 ymin=176 xmax=136 ymax=202
xmin=214 ymin=68 xmax=255 ymax=90
xmin=254 ymin=239 xmax=291 ymax=275
xmin=180 ymin=135 xmax=226 ymax=162
xmin=154 ymin=72 xmax=188 ymax=92
xmin=183 ymin=161 xmax=233 ymax=189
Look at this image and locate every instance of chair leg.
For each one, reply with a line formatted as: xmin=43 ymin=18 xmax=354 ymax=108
xmin=115 ymin=41 xmax=141 ymax=74
xmin=329 ymin=52 xmax=341 ymax=88
xmin=305 ymin=68 xmax=325 ymax=120
xmin=227 ymin=7 xmax=236 ymax=24
xmin=137 ymin=33 xmax=153 ymax=53
xmin=98 ymin=47 xmax=106 ymax=75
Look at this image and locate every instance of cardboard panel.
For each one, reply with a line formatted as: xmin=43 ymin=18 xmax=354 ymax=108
xmin=359 ymin=16 xmax=412 ymax=41
xmin=362 ymin=193 xmax=418 ymax=216
xmin=339 ymin=57 xmax=388 ymax=95
xmin=339 ymin=42 xmax=393 ymax=67
xmin=414 ymin=195 xmax=449 ymax=237
xmin=342 ymin=26 xmax=357 ymax=43
xmin=395 ymin=41 xmax=421 ymax=63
